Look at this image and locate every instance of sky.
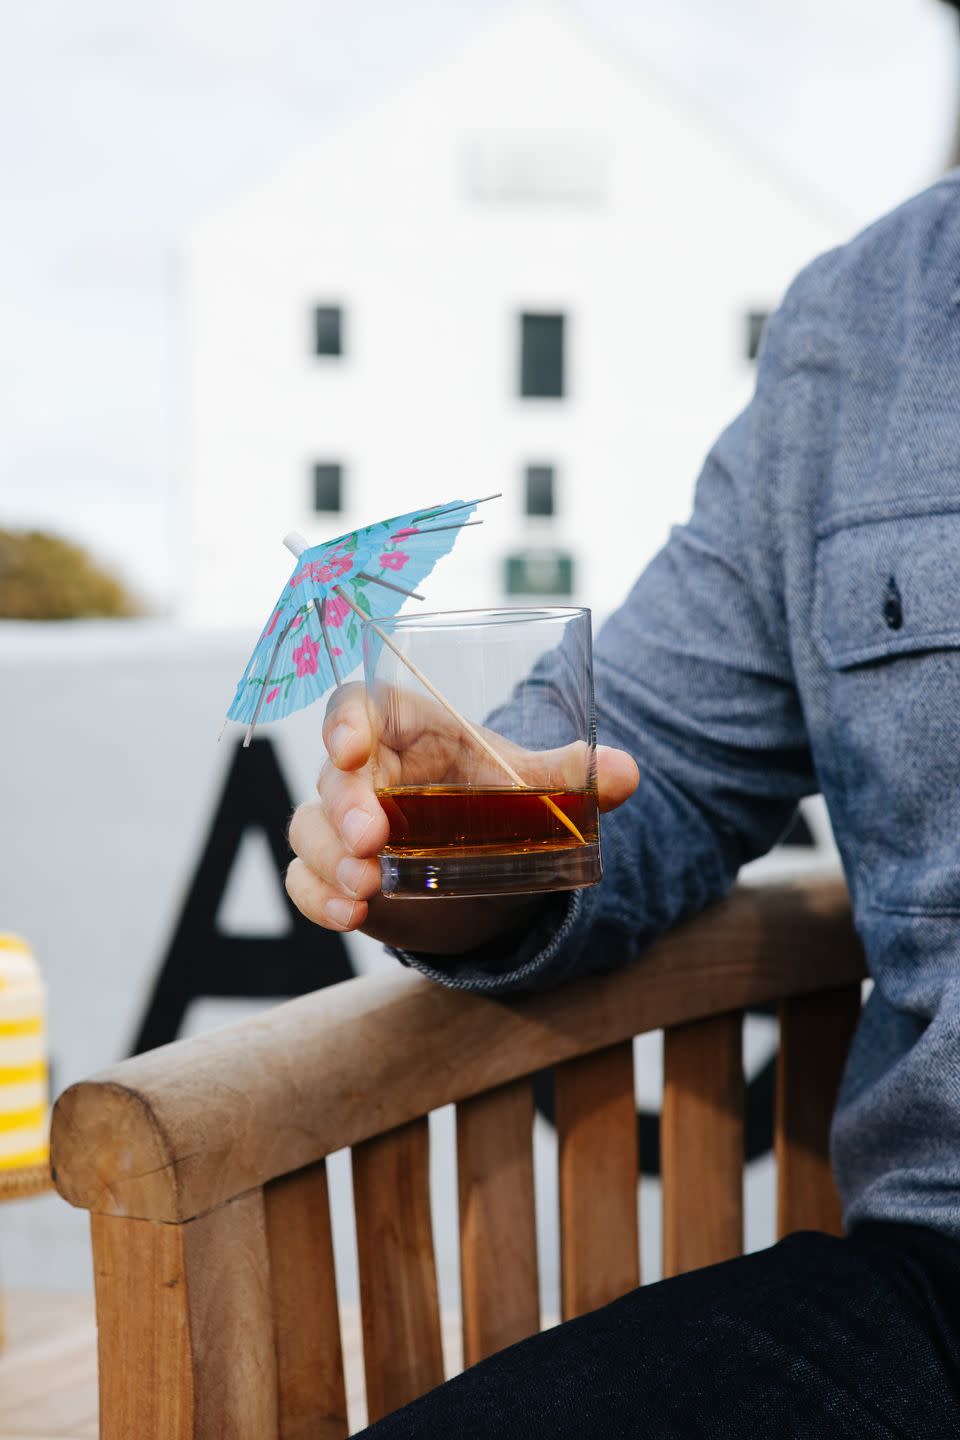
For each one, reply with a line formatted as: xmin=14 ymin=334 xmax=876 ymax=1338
xmin=1 ymin=0 xmax=956 ymax=608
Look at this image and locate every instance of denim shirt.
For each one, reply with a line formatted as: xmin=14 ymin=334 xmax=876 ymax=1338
xmin=399 ymin=174 xmax=960 ymax=1240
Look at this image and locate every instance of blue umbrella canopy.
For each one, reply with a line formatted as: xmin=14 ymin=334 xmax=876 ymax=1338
xmin=227 ymin=495 xmax=491 ymax=741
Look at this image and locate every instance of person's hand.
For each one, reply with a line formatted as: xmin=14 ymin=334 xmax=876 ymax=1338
xmin=286 ymin=683 xmax=639 ymax=955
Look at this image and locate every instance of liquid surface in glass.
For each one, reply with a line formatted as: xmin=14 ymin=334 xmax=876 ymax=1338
xmin=377 ymin=785 xmax=599 ymax=857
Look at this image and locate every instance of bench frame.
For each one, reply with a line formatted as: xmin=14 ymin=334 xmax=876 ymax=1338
xmin=51 ymin=878 xmax=865 ymax=1438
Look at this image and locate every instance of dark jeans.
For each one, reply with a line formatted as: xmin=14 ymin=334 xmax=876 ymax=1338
xmin=356 ymin=1224 xmax=960 ymax=1438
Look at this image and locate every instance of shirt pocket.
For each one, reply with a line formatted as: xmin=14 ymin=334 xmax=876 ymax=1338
xmin=814 ymin=508 xmax=960 ymax=670
xmin=813 ymin=507 xmax=960 ymax=922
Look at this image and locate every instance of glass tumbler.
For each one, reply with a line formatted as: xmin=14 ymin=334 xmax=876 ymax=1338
xmin=362 ymin=606 xmax=601 ymax=898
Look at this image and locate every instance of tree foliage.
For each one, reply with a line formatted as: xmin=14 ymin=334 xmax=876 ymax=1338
xmin=0 ymin=529 xmax=139 ymax=619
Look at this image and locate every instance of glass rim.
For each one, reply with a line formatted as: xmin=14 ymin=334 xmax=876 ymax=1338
xmin=363 ymin=605 xmax=590 ymax=633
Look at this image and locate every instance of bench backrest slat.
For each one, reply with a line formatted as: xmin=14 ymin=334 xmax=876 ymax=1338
xmin=776 ymin=985 xmax=862 ymax=1238
xmin=264 ymin=1160 xmax=348 ymax=1440
xmin=352 ymin=1117 xmax=445 ymax=1424
xmin=662 ymin=1010 xmax=745 ymax=1278
xmin=457 ymin=1077 xmax=541 ymax=1365
xmin=555 ymin=1040 xmax=641 ymax=1320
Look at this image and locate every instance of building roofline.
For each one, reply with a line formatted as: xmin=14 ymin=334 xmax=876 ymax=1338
xmin=188 ymin=0 xmax=855 ymax=240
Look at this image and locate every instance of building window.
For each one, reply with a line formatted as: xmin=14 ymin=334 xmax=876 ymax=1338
xmin=745 ymin=310 xmax=770 ymax=361
xmin=524 ymin=464 xmax=555 ymax=517
xmin=504 ymin=548 xmax=574 ymax=596
xmin=313 ymin=305 xmax=343 ymax=357
xmin=464 ymin=139 xmax=607 ymax=207
xmin=312 ymin=463 xmax=343 ymax=512
xmin=519 ymin=313 xmax=565 ymax=398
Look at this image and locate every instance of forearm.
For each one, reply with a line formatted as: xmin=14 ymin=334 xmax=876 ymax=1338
xmin=393 ymin=301 xmax=817 ymax=995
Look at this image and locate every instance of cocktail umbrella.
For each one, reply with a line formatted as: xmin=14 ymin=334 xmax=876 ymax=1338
xmin=227 ymin=496 xmax=494 ymax=743
xmin=226 ymin=492 xmax=583 ymax=841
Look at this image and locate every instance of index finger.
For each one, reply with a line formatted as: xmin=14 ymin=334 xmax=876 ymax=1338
xmin=322 ymin=682 xmax=374 ymax=771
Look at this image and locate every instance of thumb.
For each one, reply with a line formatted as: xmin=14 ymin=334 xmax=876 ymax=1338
xmin=596 ymin=745 xmax=639 ymax=814
xmin=322 ymin=682 xmax=374 ymax=771
xmin=503 ymin=738 xmax=639 ymax=811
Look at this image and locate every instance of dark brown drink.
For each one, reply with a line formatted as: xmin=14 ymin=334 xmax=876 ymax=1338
xmin=377 ymin=785 xmax=599 ymax=857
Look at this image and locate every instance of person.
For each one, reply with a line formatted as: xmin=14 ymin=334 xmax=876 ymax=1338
xmin=285 ymin=176 xmax=960 ymax=1437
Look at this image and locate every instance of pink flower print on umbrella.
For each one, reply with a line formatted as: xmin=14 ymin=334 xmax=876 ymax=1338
xmin=308 ymin=554 xmax=353 ymax=583
xmin=380 ymin=549 xmax=410 ymax=572
xmin=265 ymin=686 xmax=281 ymax=705
xmin=293 ymin=635 xmax=320 ymax=678
xmin=324 ymin=596 xmax=350 ymax=628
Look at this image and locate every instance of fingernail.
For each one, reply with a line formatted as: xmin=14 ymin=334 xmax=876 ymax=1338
xmin=342 ymin=806 xmax=374 ymax=851
xmin=329 ymin=723 xmax=355 ymax=760
xmin=336 ymin=855 xmax=368 ymax=897
xmin=325 ymin=896 xmax=355 ymax=927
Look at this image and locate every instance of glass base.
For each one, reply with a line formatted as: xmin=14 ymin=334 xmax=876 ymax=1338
xmin=378 ymin=842 xmax=602 ymax=898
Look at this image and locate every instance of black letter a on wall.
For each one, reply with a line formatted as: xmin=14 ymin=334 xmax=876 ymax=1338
xmin=130 ymin=738 xmax=354 ymax=1055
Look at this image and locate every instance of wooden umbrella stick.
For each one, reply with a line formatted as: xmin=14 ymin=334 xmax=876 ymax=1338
xmin=243 ymin=607 xmax=305 ymax=747
xmin=331 ymin=585 xmax=585 ymax=845
xmin=356 ymin=571 xmax=426 ymax=600
xmin=317 ymin=598 xmax=343 ymax=687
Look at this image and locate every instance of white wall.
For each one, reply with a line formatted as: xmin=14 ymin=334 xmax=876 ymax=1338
xmin=181 ymin=3 xmax=851 ymax=626
xmin=1 ymin=621 xmax=838 ymax=1307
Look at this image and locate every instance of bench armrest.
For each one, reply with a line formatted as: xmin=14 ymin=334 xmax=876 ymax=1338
xmin=51 ymin=878 xmax=862 ymax=1224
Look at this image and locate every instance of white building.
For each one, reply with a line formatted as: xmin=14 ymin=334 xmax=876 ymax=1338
xmin=182 ymin=0 xmax=851 ymax=628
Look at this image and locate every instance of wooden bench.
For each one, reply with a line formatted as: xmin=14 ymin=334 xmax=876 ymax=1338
xmin=50 ymin=878 xmax=865 ymax=1439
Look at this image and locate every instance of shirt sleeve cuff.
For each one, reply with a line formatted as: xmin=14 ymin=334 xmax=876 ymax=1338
xmin=387 ymin=887 xmax=594 ymax=994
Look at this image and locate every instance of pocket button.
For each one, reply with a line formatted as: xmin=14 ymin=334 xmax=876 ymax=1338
xmin=884 ymin=576 xmax=904 ymax=631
